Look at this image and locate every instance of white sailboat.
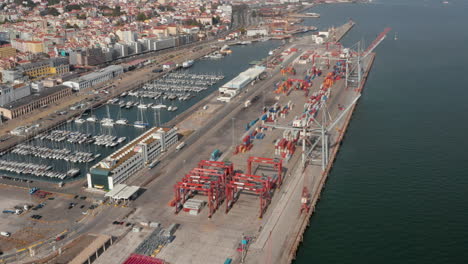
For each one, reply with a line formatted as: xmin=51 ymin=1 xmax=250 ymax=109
xmin=134 ymin=107 xmax=149 ymax=128
xmin=115 ymin=107 xmax=128 ymax=125
xmin=101 ymin=105 xmax=114 ymax=126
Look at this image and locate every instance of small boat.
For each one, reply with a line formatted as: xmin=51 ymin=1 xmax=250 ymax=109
xmin=138 ymin=104 xmax=148 ymax=109
xmin=75 ymin=118 xmax=85 ymax=124
xmin=269 ymin=50 xmax=274 ymax=56
xmin=66 ymin=168 xmax=80 ymax=177
xmin=101 ymin=118 xmax=113 ymax=123
xmin=86 ymin=116 xmax=98 ymax=122
xmin=168 ymin=106 xmax=178 ymax=112
xmin=152 ymin=104 xmax=167 ymax=109
xmin=116 ymin=119 xmax=128 ymax=125
xmin=134 ymin=121 xmax=149 ymax=128
xmin=182 ymin=60 xmax=194 ymax=68
xmin=102 ymin=121 xmax=114 ymax=127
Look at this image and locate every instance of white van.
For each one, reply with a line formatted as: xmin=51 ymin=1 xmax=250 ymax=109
xmin=1 ymin=231 xmax=11 ymax=237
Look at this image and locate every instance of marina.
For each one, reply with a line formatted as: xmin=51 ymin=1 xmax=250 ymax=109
xmin=11 ymin=144 xmax=99 ymax=163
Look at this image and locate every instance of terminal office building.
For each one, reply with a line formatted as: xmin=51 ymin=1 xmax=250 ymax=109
xmin=88 ymin=127 xmax=178 ymax=190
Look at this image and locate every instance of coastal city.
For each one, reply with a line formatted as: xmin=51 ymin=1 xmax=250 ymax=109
xmin=0 ymin=0 xmax=391 ymax=263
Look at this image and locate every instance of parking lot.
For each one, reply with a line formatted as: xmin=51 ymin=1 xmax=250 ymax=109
xmin=0 ymin=185 xmax=94 ymax=253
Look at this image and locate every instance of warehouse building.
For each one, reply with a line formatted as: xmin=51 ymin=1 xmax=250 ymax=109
xmin=0 ymin=85 xmax=72 ymax=119
xmin=87 ymin=127 xmax=178 ymax=190
xmin=104 ymin=184 xmax=140 ymax=203
xmin=218 ymin=65 xmax=266 ymax=102
xmin=63 ymin=65 xmax=123 ymax=91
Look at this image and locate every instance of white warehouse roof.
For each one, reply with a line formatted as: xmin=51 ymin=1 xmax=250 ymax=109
xmin=105 ymin=184 xmax=140 ymax=200
xmin=221 ymin=65 xmax=266 ymax=90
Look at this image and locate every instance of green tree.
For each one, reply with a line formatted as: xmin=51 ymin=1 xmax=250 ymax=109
xmin=252 ymin=10 xmax=257 ymax=17
xmin=47 ymin=0 xmax=60 ymax=6
xmin=65 ymin=4 xmax=81 ymax=12
xmin=239 ymin=28 xmax=246 ymax=34
xmin=200 ymin=6 xmax=206 ymax=13
xmin=65 ymin=23 xmax=73 ymax=29
xmin=136 ymin=12 xmax=147 ymax=21
xmin=159 ymin=5 xmax=175 ymax=12
xmin=113 ymin=5 xmax=121 ymax=16
xmin=212 ymin=16 xmax=220 ymax=25
xmin=46 ymin=7 xmax=60 ymax=16
xmin=73 ymin=24 xmax=79 ymax=29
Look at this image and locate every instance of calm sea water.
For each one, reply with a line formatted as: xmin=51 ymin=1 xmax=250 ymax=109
xmin=295 ymin=0 xmax=468 ymax=263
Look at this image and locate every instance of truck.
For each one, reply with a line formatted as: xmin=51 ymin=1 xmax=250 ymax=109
xmin=175 ymin=142 xmax=185 ymax=151
xmin=148 ymin=159 xmax=160 ymax=169
xmin=244 ymin=96 xmax=260 ymax=108
xmin=210 ymin=149 xmax=221 ymax=161
xmin=29 ymin=187 xmax=38 ymax=194
xmin=2 ymin=210 xmax=15 ymax=214
xmin=0 ymin=232 xmax=10 ymax=237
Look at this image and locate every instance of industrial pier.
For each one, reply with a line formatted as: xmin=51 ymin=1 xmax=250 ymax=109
xmin=0 ymin=21 xmax=390 ymax=264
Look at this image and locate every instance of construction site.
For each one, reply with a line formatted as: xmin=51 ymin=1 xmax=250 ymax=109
xmin=0 ymin=22 xmax=390 ymax=264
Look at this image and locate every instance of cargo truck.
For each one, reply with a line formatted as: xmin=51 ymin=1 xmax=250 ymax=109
xmin=175 ymin=142 xmax=185 ymax=151
xmin=210 ymin=149 xmax=221 ymax=161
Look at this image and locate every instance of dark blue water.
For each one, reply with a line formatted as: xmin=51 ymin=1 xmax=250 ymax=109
xmin=0 ymin=40 xmax=281 ymax=182
xmin=295 ymin=0 xmax=468 ymax=263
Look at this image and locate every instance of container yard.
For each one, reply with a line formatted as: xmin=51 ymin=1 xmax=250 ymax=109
xmin=0 ymin=20 xmax=388 ymax=264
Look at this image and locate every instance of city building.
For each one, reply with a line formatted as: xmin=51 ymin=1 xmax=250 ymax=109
xmin=1 ymin=69 xmax=25 ymax=83
xmin=0 ymin=44 xmax=16 ymax=59
xmin=62 ymin=65 xmax=123 ymax=91
xmin=69 ymin=48 xmax=106 ymax=66
xmin=0 ymin=82 xmax=31 ymax=106
xmin=247 ymin=28 xmax=269 ymax=37
xmin=87 ymin=127 xmax=179 ymax=190
xmin=0 ymin=85 xmax=72 ymax=119
xmin=18 ymin=57 xmax=70 ymax=80
xmin=113 ymin=43 xmax=129 ymax=58
xmin=10 ymin=39 xmax=45 ymax=54
xmin=154 ymin=37 xmax=176 ymax=50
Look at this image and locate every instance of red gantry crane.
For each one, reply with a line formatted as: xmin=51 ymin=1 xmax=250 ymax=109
xmin=225 ymin=173 xmax=273 ymax=218
xmin=172 ymin=160 xmax=234 ymax=218
xmin=247 ymin=156 xmax=283 ymax=187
